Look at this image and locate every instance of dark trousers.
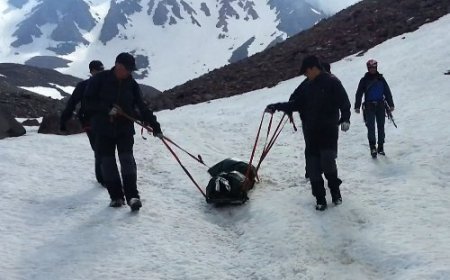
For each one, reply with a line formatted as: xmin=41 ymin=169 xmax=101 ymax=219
xmin=364 ymin=102 xmax=386 ymax=147
xmin=86 ymin=129 xmax=103 ymax=184
xmin=96 ymin=134 xmax=138 ymax=202
xmin=304 ymin=126 xmax=342 ymax=201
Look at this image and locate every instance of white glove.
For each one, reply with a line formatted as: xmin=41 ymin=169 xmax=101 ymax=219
xmin=109 ymin=107 xmax=118 ymax=116
xmin=340 ymin=122 xmax=350 ymax=132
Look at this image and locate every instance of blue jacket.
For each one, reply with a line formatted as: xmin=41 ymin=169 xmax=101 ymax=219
xmin=354 ymin=72 xmax=394 ymax=109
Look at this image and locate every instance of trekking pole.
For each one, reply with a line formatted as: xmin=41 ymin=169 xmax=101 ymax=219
xmin=287 ymin=112 xmax=298 ymax=132
xmin=384 ymin=101 xmax=398 ymax=128
xmin=114 ymin=105 xmax=208 ymax=166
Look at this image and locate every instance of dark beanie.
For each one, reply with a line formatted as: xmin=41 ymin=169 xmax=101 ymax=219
xmin=299 ymin=55 xmax=323 ymax=75
xmin=88 ymin=60 xmax=104 ymax=71
xmin=115 ymin=52 xmax=137 ymax=71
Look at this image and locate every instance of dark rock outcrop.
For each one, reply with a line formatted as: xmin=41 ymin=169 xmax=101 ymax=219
xmin=0 ymin=105 xmax=26 ymax=139
xmin=0 ymin=63 xmax=81 ymax=118
xmin=22 ymin=119 xmax=40 ymax=126
xmin=25 ymin=56 xmax=72 ymax=69
xmin=153 ymin=0 xmax=449 ymax=111
xmin=0 ymin=63 xmax=162 ymax=118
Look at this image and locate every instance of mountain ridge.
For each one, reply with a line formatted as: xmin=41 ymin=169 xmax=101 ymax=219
xmin=1 ymin=0 xmax=330 ymax=89
xmin=152 ymin=0 xmax=450 ymax=110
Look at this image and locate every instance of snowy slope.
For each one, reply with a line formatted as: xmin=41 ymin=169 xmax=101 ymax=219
xmin=1 ymin=14 xmax=450 ymax=280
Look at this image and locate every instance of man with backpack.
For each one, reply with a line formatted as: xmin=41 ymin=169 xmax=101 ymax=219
xmin=84 ymin=52 xmax=162 ymax=211
xmin=265 ymin=55 xmax=351 ymax=211
xmin=354 ymin=59 xmax=395 ymax=158
xmin=60 ymin=60 xmax=105 ymax=185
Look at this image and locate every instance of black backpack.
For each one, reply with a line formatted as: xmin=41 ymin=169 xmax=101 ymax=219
xmin=205 ymin=159 xmax=257 ymax=204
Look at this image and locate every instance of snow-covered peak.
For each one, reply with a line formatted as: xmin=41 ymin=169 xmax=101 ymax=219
xmin=0 ymin=0 xmax=359 ymax=90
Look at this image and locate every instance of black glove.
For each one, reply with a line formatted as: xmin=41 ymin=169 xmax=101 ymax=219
xmin=265 ymin=103 xmax=279 ymax=114
xmin=153 ymin=131 xmax=163 ymax=139
xmin=151 ymin=124 xmax=163 ymax=138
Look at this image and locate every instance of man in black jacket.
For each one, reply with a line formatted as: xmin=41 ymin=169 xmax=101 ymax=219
xmin=354 ymin=59 xmax=395 ymax=158
xmin=84 ymin=52 xmax=162 ymax=211
xmin=60 ymin=60 xmax=104 ymax=185
xmin=266 ymin=55 xmax=351 ymax=211
xmin=289 ymin=60 xmax=333 ymax=180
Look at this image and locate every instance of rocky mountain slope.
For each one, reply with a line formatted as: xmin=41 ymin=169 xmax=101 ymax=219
xmin=153 ymin=0 xmax=449 ymax=110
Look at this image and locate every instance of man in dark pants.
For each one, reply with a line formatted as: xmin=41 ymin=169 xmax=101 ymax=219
xmin=84 ymin=52 xmax=162 ymax=211
xmin=266 ymin=55 xmax=351 ymax=211
xmin=354 ymin=59 xmax=395 ymax=158
xmin=60 ymin=60 xmax=105 ymax=185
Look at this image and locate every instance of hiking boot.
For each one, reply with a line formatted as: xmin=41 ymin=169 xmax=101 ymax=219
xmin=330 ymin=189 xmax=342 ymax=206
xmin=109 ymin=198 xmax=125 ymax=207
xmin=370 ymin=146 xmax=377 ymax=158
xmin=377 ymin=144 xmax=385 ymax=155
xmin=332 ymin=197 xmax=342 ymax=206
xmin=315 ymin=203 xmax=328 ymax=211
xmin=315 ymin=197 xmax=327 ymax=211
xmin=128 ymin=198 xmax=142 ymax=211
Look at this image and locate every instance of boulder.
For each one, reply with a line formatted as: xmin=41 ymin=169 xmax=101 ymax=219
xmin=22 ymin=119 xmax=40 ymax=126
xmin=38 ymin=113 xmax=84 ymax=135
xmin=0 ymin=105 xmax=26 ymax=139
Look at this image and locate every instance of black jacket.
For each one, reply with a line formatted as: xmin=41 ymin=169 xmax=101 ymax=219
xmin=60 ymin=79 xmax=90 ymax=126
xmin=84 ymin=68 xmax=161 ymax=137
xmin=272 ymin=72 xmax=351 ymax=150
xmin=275 ymin=72 xmax=351 ymax=128
xmin=355 ymin=72 xmax=394 ymax=109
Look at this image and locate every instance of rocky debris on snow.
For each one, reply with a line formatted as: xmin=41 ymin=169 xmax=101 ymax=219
xmin=0 ymin=105 xmax=26 ymax=139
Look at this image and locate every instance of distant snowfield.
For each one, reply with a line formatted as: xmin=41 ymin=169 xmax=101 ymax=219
xmin=1 ymin=15 xmax=450 ymax=280
xmin=307 ymin=0 xmax=362 ymax=14
xmin=18 ymin=86 xmax=65 ymax=99
xmin=15 ymin=117 xmax=43 ymax=123
xmin=49 ymin=83 xmax=76 ymax=95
